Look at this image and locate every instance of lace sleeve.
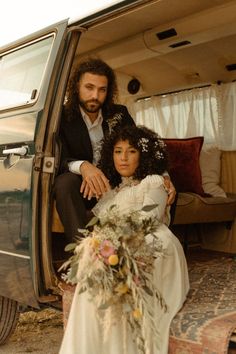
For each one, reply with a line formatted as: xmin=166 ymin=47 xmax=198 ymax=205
xmin=92 ymin=189 xmax=117 ymax=218
xmin=140 ymin=175 xmax=170 ymax=225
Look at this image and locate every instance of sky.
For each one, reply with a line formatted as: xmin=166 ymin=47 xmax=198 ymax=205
xmin=0 ymin=0 xmax=122 ymax=47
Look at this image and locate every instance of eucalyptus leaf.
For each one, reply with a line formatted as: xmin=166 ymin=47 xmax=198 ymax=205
xmin=131 ymin=259 xmax=139 ymax=275
xmin=98 ymin=302 xmax=111 ymax=310
xmin=143 ymin=286 xmax=153 ymax=296
xmin=123 ymin=302 xmax=132 ymax=312
xmin=141 ymin=204 xmax=158 ymax=212
xmin=69 ymin=264 xmax=78 ymax=281
xmin=78 ymin=287 xmax=86 ymax=295
xmin=58 ymin=259 xmax=71 ymax=272
xmin=64 ymin=243 xmax=77 ymax=252
xmin=86 ymin=216 xmax=99 ymax=227
xmin=126 ymin=276 xmax=132 ymax=288
xmin=77 ymin=228 xmax=89 ymax=236
xmin=87 ymin=277 xmax=93 ymax=287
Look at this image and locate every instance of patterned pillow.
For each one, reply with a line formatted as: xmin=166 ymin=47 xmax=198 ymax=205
xmin=163 ymin=137 xmax=205 ymax=195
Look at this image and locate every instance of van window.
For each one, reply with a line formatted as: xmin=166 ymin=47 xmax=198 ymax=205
xmin=0 ymin=35 xmax=54 ymax=110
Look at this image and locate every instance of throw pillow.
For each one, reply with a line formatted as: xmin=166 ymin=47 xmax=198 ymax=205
xmin=163 ymin=136 xmax=205 ymax=195
xmin=200 ymin=145 xmax=227 ymax=197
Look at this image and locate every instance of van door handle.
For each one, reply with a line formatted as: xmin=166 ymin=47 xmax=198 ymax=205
xmin=3 ymin=146 xmax=29 ymax=156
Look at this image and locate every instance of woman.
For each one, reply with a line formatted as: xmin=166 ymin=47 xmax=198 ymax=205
xmin=59 ymin=126 xmax=189 ymax=354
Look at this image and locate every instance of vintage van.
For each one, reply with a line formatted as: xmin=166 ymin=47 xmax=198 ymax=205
xmin=1 ymin=0 xmax=236 ymax=348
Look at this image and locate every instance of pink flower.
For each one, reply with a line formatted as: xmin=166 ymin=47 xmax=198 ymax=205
xmin=99 ymin=240 xmax=115 ymax=258
xmin=133 ymin=275 xmax=141 ymax=286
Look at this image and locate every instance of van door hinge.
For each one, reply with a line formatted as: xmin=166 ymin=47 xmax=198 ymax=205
xmin=43 ymin=156 xmax=55 ymax=173
xmin=34 ymin=152 xmax=44 ymax=171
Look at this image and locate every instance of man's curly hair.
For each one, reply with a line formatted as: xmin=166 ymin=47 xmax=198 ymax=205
xmin=98 ymin=125 xmax=169 ymax=188
xmin=64 ymin=57 xmax=118 ymax=121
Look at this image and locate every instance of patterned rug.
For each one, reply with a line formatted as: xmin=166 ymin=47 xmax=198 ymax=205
xmin=169 ymin=249 xmax=236 ymax=354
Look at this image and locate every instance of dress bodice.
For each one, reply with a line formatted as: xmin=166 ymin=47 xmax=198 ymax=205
xmin=93 ymin=174 xmax=170 ymax=225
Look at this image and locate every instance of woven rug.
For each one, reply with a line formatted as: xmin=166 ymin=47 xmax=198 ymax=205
xmin=169 ymin=249 xmax=236 ymax=354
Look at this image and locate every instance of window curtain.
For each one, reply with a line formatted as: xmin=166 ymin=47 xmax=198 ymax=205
xmin=129 ymin=82 xmax=236 ymax=150
xmin=217 ymin=82 xmax=236 ymax=150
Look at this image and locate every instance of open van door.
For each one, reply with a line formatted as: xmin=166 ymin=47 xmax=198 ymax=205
xmin=0 ymin=19 xmax=72 ymax=312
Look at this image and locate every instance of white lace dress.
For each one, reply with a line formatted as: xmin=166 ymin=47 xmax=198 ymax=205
xmin=59 ymin=175 xmax=189 ymax=354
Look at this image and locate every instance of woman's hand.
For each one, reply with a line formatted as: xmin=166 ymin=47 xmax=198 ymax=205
xmin=80 ymin=161 xmax=111 ymax=200
xmin=163 ymin=176 xmax=176 ymax=205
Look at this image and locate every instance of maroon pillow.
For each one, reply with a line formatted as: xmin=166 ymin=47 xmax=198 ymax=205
xmin=163 ymin=137 xmax=205 ymax=195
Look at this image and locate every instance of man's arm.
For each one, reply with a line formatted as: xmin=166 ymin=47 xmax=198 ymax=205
xmin=163 ymin=175 xmax=176 ymax=205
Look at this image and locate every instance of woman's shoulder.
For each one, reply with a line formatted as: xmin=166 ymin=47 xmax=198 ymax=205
xmin=140 ymin=174 xmax=164 ymax=188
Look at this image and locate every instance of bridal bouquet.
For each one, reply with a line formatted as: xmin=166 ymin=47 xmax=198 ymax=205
xmin=60 ymin=204 xmax=166 ymax=354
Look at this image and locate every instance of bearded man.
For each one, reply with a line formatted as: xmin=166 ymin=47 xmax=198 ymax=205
xmin=54 ymin=58 xmax=135 ymax=242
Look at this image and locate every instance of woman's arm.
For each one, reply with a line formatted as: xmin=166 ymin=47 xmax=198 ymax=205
xmin=141 ymin=176 xmax=170 ymax=224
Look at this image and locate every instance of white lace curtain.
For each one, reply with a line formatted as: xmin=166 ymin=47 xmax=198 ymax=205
xmin=129 ymin=81 xmax=236 ymax=150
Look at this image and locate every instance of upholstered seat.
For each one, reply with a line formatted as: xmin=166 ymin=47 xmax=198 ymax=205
xmin=173 ymin=193 xmax=236 ymax=225
xmin=52 ymin=202 xmax=64 ymax=233
xmin=52 ymin=193 xmax=236 ymax=233
xmin=171 ymin=192 xmax=236 ymax=253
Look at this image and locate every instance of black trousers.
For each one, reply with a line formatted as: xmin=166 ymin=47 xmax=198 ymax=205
xmin=53 ymin=172 xmax=97 ymax=243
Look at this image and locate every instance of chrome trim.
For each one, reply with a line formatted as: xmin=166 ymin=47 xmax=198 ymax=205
xmin=0 ymin=250 xmax=30 ymax=259
xmin=3 ymin=146 xmax=29 ymax=156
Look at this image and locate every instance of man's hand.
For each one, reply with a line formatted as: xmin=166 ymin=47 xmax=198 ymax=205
xmin=80 ymin=161 xmax=110 ymax=200
xmin=163 ymin=176 xmax=176 ymax=205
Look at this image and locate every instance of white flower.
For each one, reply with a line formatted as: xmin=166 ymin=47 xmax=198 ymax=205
xmin=154 ymin=140 xmax=165 ymax=159
xmin=107 ymin=113 xmax=123 ymax=133
xmin=155 ymin=151 xmax=164 ymax=159
xmin=138 ymin=137 xmax=149 ymax=152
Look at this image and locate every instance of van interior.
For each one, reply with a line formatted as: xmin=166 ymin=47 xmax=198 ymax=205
xmin=49 ymin=0 xmax=236 ymax=350
xmin=51 ymin=0 xmax=236 ymax=260
xmin=77 ymin=0 xmax=236 ymax=99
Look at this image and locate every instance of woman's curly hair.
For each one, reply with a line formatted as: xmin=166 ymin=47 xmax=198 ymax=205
xmin=65 ymin=57 xmax=118 ymax=121
xmin=98 ymin=125 xmax=169 ymax=188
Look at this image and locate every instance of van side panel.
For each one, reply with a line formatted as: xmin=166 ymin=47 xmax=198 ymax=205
xmin=0 ymin=113 xmax=37 ymax=306
xmin=0 ymin=256 xmax=37 ymax=307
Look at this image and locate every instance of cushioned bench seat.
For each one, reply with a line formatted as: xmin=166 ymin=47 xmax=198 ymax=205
xmin=52 ymin=202 xmax=64 ymax=233
xmin=173 ymin=193 xmax=236 ymax=225
xmin=52 ymin=193 xmax=236 ymax=234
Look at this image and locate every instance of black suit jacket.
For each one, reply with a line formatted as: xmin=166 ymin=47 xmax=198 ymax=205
xmin=59 ymin=104 xmax=135 ymax=173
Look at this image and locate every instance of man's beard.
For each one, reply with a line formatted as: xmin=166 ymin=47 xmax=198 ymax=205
xmin=79 ymin=98 xmax=103 ymax=113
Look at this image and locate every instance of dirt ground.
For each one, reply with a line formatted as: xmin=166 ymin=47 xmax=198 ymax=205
xmin=0 ymin=308 xmax=64 ymax=354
